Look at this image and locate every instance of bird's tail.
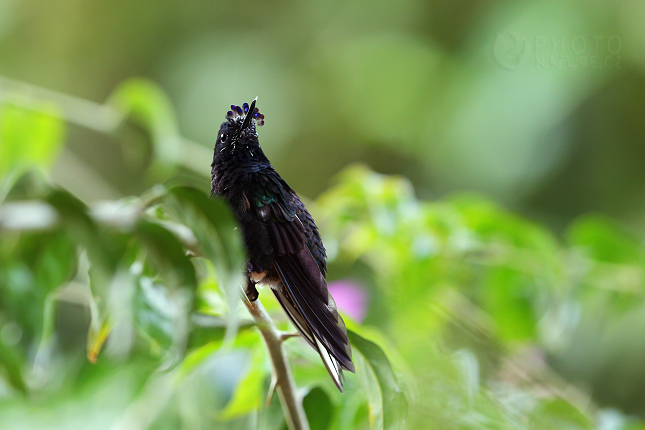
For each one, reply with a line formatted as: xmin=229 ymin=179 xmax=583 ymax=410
xmin=272 ymin=250 xmax=354 ymax=391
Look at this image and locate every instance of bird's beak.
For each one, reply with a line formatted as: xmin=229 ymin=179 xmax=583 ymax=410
xmin=240 ymin=97 xmax=257 ymax=131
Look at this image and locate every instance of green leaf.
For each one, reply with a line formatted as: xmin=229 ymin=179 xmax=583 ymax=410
xmin=303 ymin=386 xmax=334 ymax=430
xmin=108 ymin=78 xmax=181 ymax=174
xmin=45 ymin=189 xmax=127 ymax=362
xmin=218 ymin=345 xmax=266 ymax=420
xmin=567 ymin=215 xmax=642 ymax=264
xmin=0 ymin=332 xmax=27 ymax=396
xmin=37 ymin=233 xmax=76 ymax=287
xmin=136 ymin=219 xmax=198 ymax=290
xmin=566 ymin=215 xmax=645 ymax=312
xmin=46 ymin=189 xmax=120 ymax=274
xmin=530 ymin=399 xmax=592 ymax=430
xmin=482 ymin=266 xmax=536 ymax=341
xmin=178 ymin=340 xmax=223 ymax=380
xmin=347 ymin=329 xmax=408 ymax=430
xmin=164 ymin=186 xmax=245 ymax=342
xmin=188 ymin=314 xmax=255 ymax=351
xmin=165 ymin=187 xmax=244 ymax=282
xmin=0 ymin=102 xmax=64 ymax=200
xmin=0 ymin=102 xmax=64 ymax=172
xmin=135 ymin=219 xmax=199 ymax=367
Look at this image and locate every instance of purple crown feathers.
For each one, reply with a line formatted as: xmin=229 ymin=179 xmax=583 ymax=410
xmin=226 ymin=102 xmax=265 ymax=126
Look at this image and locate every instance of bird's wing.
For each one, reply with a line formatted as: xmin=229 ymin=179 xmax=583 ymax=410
xmin=250 ymin=175 xmax=354 ymax=390
xmin=294 ymin=197 xmax=327 ymax=276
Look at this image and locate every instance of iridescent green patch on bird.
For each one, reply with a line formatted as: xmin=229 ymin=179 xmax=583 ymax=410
xmin=255 ymin=194 xmax=275 ymax=206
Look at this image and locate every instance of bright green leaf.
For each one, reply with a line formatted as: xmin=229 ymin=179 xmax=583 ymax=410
xmin=0 ymin=102 xmax=64 ymax=201
xmin=567 ymin=215 xmax=643 ymax=264
xmin=530 ymin=399 xmax=593 ymax=430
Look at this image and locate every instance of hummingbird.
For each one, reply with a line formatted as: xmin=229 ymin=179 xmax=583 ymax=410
xmin=210 ymin=98 xmax=354 ymax=391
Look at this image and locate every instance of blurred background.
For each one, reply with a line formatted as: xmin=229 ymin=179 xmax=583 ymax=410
xmin=3 ymin=0 xmax=645 ymax=428
xmin=1 ymin=0 xmax=644 ymax=229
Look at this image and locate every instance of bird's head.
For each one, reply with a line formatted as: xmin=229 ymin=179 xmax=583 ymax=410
xmin=214 ymin=98 xmax=265 ymax=157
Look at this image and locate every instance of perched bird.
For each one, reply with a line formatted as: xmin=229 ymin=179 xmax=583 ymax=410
xmin=210 ymin=98 xmax=354 ymax=391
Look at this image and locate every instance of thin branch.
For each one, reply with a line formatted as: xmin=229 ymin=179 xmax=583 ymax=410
xmin=281 ymin=332 xmax=301 ymax=342
xmin=242 ymin=298 xmax=310 ymax=430
xmin=0 ymin=75 xmax=122 ymax=132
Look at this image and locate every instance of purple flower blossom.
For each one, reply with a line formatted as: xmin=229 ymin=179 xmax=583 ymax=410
xmin=328 ymin=280 xmax=369 ymax=323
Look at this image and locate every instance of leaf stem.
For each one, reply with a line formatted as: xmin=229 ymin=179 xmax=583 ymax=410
xmin=242 ymin=298 xmax=310 ymax=430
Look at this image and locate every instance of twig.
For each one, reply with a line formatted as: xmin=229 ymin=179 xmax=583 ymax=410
xmin=242 ymin=298 xmax=310 ymax=430
xmin=281 ymin=332 xmax=301 ymax=342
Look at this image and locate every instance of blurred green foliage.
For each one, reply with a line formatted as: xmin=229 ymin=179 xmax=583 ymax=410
xmin=2 ymin=0 xmax=645 ymax=228
xmin=0 ymin=94 xmax=410 ymax=429
xmin=1 ymin=0 xmax=645 ymax=427
xmin=3 ymin=79 xmax=645 ymax=430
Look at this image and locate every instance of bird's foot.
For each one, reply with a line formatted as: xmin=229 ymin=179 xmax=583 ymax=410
xmin=245 ymin=279 xmax=259 ymax=302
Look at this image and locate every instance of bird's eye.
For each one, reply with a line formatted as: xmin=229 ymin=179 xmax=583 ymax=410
xmin=220 ymin=133 xmax=228 ymax=143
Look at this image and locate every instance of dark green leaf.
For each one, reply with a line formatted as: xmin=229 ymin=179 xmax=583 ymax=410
xmin=164 ymin=186 xmax=245 ymax=341
xmin=46 ymin=188 xmax=120 ymax=274
xmin=0 ymin=334 xmax=27 ymax=395
xmin=136 ymin=219 xmax=198 ymax=290
xmin=303 ymin=386 xmax=334 ymax=430
xmin=165 ymin=186 xmax=244 ymax=283
xmin=347 ymin=330 xmax=408 ymax=430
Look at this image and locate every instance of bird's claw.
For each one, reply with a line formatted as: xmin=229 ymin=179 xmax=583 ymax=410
xmin=245 ymin=279 xmax=259 ymax=302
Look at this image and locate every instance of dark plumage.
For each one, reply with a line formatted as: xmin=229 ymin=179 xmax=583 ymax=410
xmin=210 ymin=99 xmax=354 ymax=391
